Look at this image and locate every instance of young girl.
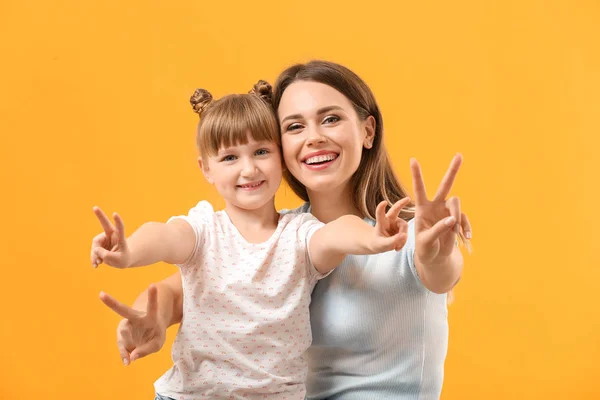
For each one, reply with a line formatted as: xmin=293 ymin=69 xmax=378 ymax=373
xmin=90 ymin=81 xmax=411 ymax=399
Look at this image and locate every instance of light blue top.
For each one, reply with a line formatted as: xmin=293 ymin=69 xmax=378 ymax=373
xmin=285 ymin=203 xmax=449 ymax=400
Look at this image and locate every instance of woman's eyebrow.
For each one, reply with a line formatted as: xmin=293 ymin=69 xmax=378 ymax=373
xmin=280 ymin=105 xmax=344 ymax=124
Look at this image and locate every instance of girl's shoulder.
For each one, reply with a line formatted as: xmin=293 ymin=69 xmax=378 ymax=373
xmin=168 ymin=200 xmax=216 ymax=226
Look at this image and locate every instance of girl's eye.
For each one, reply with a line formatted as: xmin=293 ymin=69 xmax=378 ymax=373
xmin=323 ymin=115 xmax=340 ymax=124
xmin=221 ymin=155 xmax=236 ymax=162
xmin=255 ymin=148 xmax=269 ymax=156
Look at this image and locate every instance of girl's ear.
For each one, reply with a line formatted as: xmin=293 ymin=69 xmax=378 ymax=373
xmin=198 ymin=157 xmax=214 ymax=184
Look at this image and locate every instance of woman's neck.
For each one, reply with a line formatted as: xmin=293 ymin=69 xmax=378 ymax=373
xmin=306 ymin=183 xmax=362 ymax=223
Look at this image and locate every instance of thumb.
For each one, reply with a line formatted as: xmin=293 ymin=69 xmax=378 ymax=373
xmin=419 ymin=216 xmax=456 ymax=247
xmin=130 ymin=340 xmax=161 ymax=363
xmin=93 ymin=247 xmax=110 ymax=263
xmin=393 ymin=232 xmax=408 ymax=251
xmin=95 ymin=247 xmax=126 ymax=268
xmin=377 ymin=233 xmax=406 ymax=253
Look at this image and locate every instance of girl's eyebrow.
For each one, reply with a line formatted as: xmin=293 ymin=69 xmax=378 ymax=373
xmin=280 ymin=105 xmax=345 ymax=124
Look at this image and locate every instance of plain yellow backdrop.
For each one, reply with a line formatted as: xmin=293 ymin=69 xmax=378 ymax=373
xmin=1 ymin=0 xmax=598 ymax=398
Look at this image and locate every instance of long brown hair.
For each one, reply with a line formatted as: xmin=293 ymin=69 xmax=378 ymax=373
xmin=272 ymin=60 xmax=414 ymax=221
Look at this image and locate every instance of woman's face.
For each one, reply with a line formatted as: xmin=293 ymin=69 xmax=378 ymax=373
xmin=277 ymin=81 xmax=374 ymax=196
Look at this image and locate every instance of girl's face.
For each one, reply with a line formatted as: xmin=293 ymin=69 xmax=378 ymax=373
xmin=200 ymin=135 xmax=283 ymax=212
xmin=277 ymin=81 xmax=374 ymax=196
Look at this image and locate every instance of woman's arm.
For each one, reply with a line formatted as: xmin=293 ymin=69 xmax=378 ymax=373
xmin=410 ymin=155 xmax=472 ymax=294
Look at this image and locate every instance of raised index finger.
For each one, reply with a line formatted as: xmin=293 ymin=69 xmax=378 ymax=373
xmin=386 ymin=197 xmax=411 ymax=219
xmin=93 ymin=206 xmax=115 ymax=236
xmin=99 ymin=291 xmax=141 ymax=320
xmin=410 ymin=158 xmax=428 ymax=205
xmin=112 ymin=212 xmax=128 ymax=249
xmin=433 ymin=154 xmax=463 ymax=202
xmin=145 ymin=284 xmax=158 ymax=319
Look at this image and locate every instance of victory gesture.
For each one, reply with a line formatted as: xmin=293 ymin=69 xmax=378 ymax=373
xmin=99 ymin=285 xmax=167 ymax=365
xmin=90 ymin=207 xmax=131 ymax=269
xmin=372 ymin=197 xmax=411 ymax=252
xmin=411 ymin=154 xmax=472 ymax=269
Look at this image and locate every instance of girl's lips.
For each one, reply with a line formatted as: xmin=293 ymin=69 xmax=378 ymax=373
xmin=237 ymin=180 xmax=265 ymax=190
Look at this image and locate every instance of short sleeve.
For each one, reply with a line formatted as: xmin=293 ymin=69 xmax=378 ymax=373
xmin=167 ymin=200 xmax=214 ymax=269
xmin=294 ymin=213 xmax=330 ymax=281
xmin=279 ymin=202 xmax=311 ymax=216
xmin=403 ymin=218 xmax=428 ymax=291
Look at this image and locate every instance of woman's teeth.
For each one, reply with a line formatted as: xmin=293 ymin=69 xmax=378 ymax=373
xmin=305 ymin=154 xmax=337 ymax=165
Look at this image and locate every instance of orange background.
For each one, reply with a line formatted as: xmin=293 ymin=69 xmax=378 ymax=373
xmin=1 ymin=1 xmax=599 ymax=399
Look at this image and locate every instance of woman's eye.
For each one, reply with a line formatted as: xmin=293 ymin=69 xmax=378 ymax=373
xmin=286 ymin=123 xmax=303 ymax=132
xmin=323 ymin=115 xmax=340 ymax=124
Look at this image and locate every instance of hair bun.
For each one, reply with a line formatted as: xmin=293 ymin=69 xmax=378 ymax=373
xmin=190 ymin=88 xmax=213 ymax=116
xmin=249 ymin=80 xmax=273 ymax=104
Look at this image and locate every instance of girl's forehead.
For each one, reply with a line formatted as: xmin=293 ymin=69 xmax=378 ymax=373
xmin=216 ymin=137 xmax=276 ymax=153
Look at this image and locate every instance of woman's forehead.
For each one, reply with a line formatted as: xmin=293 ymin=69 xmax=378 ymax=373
xmin=278 ymin=81 xmax=352 ymax=116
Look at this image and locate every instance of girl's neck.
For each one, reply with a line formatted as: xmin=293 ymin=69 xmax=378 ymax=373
xmin=306 ymin=183 xmax=362 ymax=223
xmin=224 ymin=200 xmax=279 ymax=243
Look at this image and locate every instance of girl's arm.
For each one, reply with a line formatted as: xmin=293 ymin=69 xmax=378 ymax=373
xmin=90 ymin=207 xmax=195 ymax=269
xmin=309 ymin=198 xmax=411 ymax=274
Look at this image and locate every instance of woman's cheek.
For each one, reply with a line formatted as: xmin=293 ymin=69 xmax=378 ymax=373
xmin=282 ymin=138 xmax=299 ymax=168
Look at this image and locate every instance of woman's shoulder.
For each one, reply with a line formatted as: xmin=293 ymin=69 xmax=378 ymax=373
xmin=279 ymin=202 xmax=311 ymax=216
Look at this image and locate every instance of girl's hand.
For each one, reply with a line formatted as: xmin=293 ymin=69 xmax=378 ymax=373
xmin=99 ymin=285 xmax=166 ymax=365
xmin=411 ymin=154 xmax=472 ymax=266
xmin=90 ymin=207 xmax=131 ymax=269
xmin=371 ymin=197 xmax=412 ymax=253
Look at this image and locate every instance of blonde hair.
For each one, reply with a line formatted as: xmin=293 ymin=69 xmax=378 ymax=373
xmin=190 ymin=80 xmax=279 ymax=158
xmin=272 ymin=60 xmax=414 ymax=222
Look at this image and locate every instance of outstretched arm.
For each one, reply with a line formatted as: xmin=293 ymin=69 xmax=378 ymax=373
xmin=90 ymin=207 xmax=195 ymax=269
xmin=309 ymin=198 xmax=412 ymax=274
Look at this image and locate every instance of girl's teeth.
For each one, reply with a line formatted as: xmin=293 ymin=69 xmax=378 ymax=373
xmin=305 ymin=154 xmax=337 ymax=164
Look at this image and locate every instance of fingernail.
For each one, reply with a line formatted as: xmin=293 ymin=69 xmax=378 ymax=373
xmin=93 ymin=263 xmax=97 ymax=269
xmin=123 ymin=358 xmax=129 ymax=366
xmin=445 ymin=217 xmax=456 ymax=226
xmin=466 ymin=231 xmax=472 ymax=239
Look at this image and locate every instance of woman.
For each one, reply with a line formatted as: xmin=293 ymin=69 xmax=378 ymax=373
xmin=99 ymin=60 xmax=471 ymax=399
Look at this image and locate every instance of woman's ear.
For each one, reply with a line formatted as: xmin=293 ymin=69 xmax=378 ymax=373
xmin=198 ymin=157 xmax=214 ymax=184
xmin=363 ymin=115 xmax=376 ymax=149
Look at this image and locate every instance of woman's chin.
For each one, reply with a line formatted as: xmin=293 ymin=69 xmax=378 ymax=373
xmin=302 ymin=175 xmax=350 ymax=196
